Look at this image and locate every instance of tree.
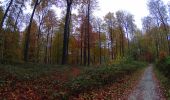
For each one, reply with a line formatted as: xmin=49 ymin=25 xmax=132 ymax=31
xmin=9 ymin=0 xmax=27 ymax=32
xmin=35 ymin=0 xmax=53 ymax=63
xmin=80 ymin=16 xmax=88 ymax=65
xmin=148 ymin=0 xmax=170 ymax=54
xmin=131 ymin=29 xmax=143 ymax=60
xmin=22 ymin=20 xmax=38 ymax=62
xmin=93 ymin=17 xmax=103 ymax=64
xmin=86 ymin=0 xmax=98 ymax=65
xmin=61 ymin=0 xmax=73 ymax=64
xmin=0 ymin=0 xmax=14 ymax=32
xmin=124 ymin=12 xmax=135 ymax=50
xmin=52 ymin=17 xmax=64 ymax=64
xmin=104 ymin=12 xmax=117 ymax=60
xmin=24 ymin=0 xmax=42 ymax=62
xmin=0 ymin=0 xmax=14 ymax=61
xmin=0 ymin=0 xmax=28 ymax=62
xmin=43 ymin=10 xmax=57 ymax=64
xmin=35 ymin=6 xmax=47 ymax=62
xmin=142 ymin=16 xmax=159 ymax=57
xmin=3 ymin=16 xmax=21 ymax=62
xmin=0 ymin=6 xmax=3 ymax=23
xmin=116 ymin=11 xmax=131 ymax=57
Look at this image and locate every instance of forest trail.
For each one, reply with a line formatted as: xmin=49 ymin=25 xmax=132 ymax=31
xmin=128 ymin=64 xmax=165 ymax=100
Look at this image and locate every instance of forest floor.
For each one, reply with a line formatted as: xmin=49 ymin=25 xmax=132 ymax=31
xmin=0 ymin=64 xmax=84 ymax=99
xmin=128 ymin=64 xmax=166 ymax=100
xmin=71 ymin=68 xmax=143 ymax=100
xmin=0 ymin=63 xmax=166 ymax=100
xmin=72 ymin=64 xmax=166 ymax=100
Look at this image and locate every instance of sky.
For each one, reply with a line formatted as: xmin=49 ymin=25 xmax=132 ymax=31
xmin=94 ymin=0 xmax=169 ymax=29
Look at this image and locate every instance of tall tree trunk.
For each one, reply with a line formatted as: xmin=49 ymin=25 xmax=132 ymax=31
xmin=36 ymin=21 xmax=41 ymax=62
xmin=24 ymin=0 xmax=40 ymax=62
xmin=62 ymin=1 xmax=72 ymax=64
xmin=120 ymin=26 xmax=124 ymax=57
xmin=84 ymin=20 xmax=87 ymax=65
xmin=104 ymin=43 xmax=106 ymax=62
xmin=0 ymin=0 xmax=13 ymax=61
xmin=110 ymin=28 xmax=114 ymax=59
xmin=57 ymin=32 xmax=60 ymax=64
xmin=44 ymin=27 xmax=50 ymax=64
xmin=66 ymin=10 xmax=72 ymax=63
xmin=80 ymin=31 xmax=83 ymax=65
xmin=36 ymin=13 xmax=44 ymax=63
xmin=87 ymin=1 xmax=90 ymax=66
xmin=93 ymin=47 xmax=95 ymax=64
xmin=155 ymin=40 xmax=159 ymax=58
xmin=119 ymin=30 xmax=122 ymax=57
xmin=50 ymin=33 xmax=53 ymax=64
xmin=125 ymin=27 xmax=130 ymax=51
xmin=108 ymin=42 xmax=110 ymax=58
xmin=116 ymin=39 xmax=118 ymax=58
xmin=99 ymin=26 xmax=102 ymax=64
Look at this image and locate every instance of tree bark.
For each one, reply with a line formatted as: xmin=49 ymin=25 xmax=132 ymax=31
xmin=36 ymin=13 xmax=45 ymax=63
xmin=83 ymin=20 xmax=87 ymax=65
xmin=44 ymin=27 xmax=50 ymax=63
xmin=80 ymin=29 xmax=83 ymax=65
xmin=24 ymin=0 xmax=40 ymax=62
xmin=48 ymin=27 xmax=53 ymax=64
xmin=66 ymin=10 xmax=72 ymax=62
xmin=87 ymin=1 xmax=90 ymax=65
xmin=120 ymin=26 xmax=124 ymax=57
xmin=99 ymin=26 xmax=102 ymax=64
xmin=61 ymin=0 xmax=72 ymax=64
xmin=110 ymin=28 xmax=114 ymax=59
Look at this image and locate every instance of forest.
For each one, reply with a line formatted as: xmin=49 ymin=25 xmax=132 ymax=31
xmin=0 ymin=0 xmax=170 ymax=99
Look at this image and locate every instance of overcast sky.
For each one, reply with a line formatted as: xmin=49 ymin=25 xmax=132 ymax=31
xmin=94 ymin=0 xmax=169 ymax=29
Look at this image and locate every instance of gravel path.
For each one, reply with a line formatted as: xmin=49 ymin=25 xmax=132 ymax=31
xmin=128 ymin=65 xmax=165 ymax=100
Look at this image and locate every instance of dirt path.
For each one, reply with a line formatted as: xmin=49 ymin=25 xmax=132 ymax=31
xmin=128 ymin=64 xmax=165 ymax=100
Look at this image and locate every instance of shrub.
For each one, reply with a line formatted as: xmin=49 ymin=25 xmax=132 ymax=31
xmin=159 ymin=51 xmax=168 ymax=62
xmin=156 ymin=56 xmax=170 ymax=78
xmin=155 ymin=58 xmax=170 ymax=98
xmin=65 ymin=61 xmax=146 ymax=96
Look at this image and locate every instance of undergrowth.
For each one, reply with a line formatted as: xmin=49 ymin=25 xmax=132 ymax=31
xmin=155 ymin=56 xmax=170 ymax=99
xmin=64 ymin=61 xmax=147 ymax=99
